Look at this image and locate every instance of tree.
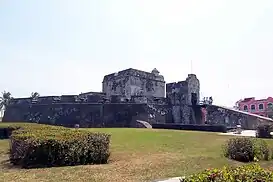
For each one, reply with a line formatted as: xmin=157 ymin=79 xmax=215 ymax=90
xmin=233 ymin=100 xmax=242 ymax=110
xmin=0 ymin=91 xmax=12 ymax=117
xmin=201 ymin=96 xmax=213 ymax=105
xmin=30 ymin=92 xmax=40 ymax=101
xmin=265 ymin=103 xmax=273 ymax=118
xmin=208 ymin=96 xmax=213 ymax=104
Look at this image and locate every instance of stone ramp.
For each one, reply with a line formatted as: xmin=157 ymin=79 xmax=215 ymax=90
xmin=205 ymin=104 xmax=273 ymax=130
xmin=136 ymin=120 xmax=152 ymax=128
xmin=214 ymin=105 xmax=273 ymax=122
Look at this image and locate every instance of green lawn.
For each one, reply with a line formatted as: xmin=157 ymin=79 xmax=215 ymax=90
xmin=1 ymin=128 xmax=273 ymax=182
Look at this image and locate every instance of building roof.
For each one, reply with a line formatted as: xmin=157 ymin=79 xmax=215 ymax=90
xmin=241 ymin=97 xmax=255 ymax=103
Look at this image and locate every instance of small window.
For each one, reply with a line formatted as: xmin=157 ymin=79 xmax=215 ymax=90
xmin=251 ymin=104 xmax=256 ymax=111
xmin=268 ymin=103 xmax=273 ymax=108
xmin=259 ymin=104 xmax=264 ymax=110
xmin=243 ymin=105 xmax=248 ymax=111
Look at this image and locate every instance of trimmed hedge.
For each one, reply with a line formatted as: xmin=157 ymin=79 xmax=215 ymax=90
xmin=0 ymin=123 xmax=57 ymax=139
xmin=256 ymin=123 xmax=273 ymax=138
xmin=0 ymin=123 xmax=111 ymax=168
xmin=223 ymin=137 xmax=271 ymax=162
xmin=180 ymin=163 xmax=273 ymax=182
xmin=152 ymin=123 xmax=227 ymax=133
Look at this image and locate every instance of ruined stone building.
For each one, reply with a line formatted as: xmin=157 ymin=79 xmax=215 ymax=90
xmin=102 ymin=68 xmax=165 ymax=98
xmin=3 ymin=68 xmax=273 ymax=130
xmin=166 ymin=74 xmax=200 ymax=124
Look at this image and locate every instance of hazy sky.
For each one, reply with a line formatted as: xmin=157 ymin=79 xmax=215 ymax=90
xmin=1 ymin=0 xmax=273 ymax=106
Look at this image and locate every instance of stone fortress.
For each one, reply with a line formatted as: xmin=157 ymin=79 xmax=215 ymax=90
xmin=3 ymin=68 xmax=273 ymax=130
xmin=103 ymin=68 xmax=166 ymax=98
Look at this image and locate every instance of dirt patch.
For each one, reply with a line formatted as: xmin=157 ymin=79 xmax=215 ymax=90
xmin=1 ymin=152 xmax=180 ymax=182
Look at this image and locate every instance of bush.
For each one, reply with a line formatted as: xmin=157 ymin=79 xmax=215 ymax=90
xmin=223 ymin=137 xmax=270 ymax=162
xmin=256 ymin=123 xmax=273 ymax=138
xmin=0 ymin=123 xmax=61 ymax=139
xmin=3 ymin=123 xmax=111 ymax=168
xmin=180 ymin=163 xmax=273 ymax=182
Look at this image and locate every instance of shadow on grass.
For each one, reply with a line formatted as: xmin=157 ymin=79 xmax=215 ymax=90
xmin=0 ymin=156 xmax=23 ymax=170
xmin=0 ymin=159 xmax=13 ymax=169
xmin=0 ymin=137 xmax=10 ymax=140
xmin=0 ymin=148 xmax=22 ymax=170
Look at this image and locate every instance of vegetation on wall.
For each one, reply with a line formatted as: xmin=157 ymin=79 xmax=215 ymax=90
xmin=30 ymin=92 xmax=40 ymax=101
xmin=0 ymin=91 xmax=12 ymax=117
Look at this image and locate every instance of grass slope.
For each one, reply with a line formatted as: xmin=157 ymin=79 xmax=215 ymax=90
xmin=1 ymin=128 xmax=273 ymax=182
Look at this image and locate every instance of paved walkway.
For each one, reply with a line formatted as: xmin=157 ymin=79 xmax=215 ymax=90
xmin=219 ymin=130 xmax=256 ymax=137
xmin=153 ymin=177 xmax=182 ymax=182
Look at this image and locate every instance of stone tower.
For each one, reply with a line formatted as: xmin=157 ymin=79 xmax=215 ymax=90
xmin=186 ymin=74 xmax=200 ymax=106
xmin=102 ymin=68 xmax=165 ymax=99
xmin=166 ymin=74 xmax=200 ymax=124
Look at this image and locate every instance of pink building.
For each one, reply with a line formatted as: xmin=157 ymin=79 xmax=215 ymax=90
xmin=236 ymin=97 xmax=273 ymax=118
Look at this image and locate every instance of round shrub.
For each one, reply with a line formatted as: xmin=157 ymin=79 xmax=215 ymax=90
xmin=180 ymin=163 xmax=273 ymax=182
xmin=256 ymin=123 xmax=273 ymax=139
xmin=223 ymin=137 xmax=270 ymax=162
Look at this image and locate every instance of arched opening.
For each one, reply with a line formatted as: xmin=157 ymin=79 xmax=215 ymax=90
xmin=191 ymin=93 xmax=197 ymax=105
xmin=251 ymin=105 xmax=256 ymax=111
xmin=259 ymin=104 xmax=264 ymax=110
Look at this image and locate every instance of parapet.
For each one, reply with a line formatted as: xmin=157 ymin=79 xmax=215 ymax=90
xmin=166 ymin=81 xmax=188 ymax=93
xmin=188 ymin=74 xmax=197 ymax=78
xmin=9 ymin=92 xmax=108 ymax=105
xmin=102 ymin=68 xmax=165 ymax=83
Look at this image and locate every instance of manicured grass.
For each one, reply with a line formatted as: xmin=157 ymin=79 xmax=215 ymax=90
xmin=1 ymin=128 xmax=273 ymax=182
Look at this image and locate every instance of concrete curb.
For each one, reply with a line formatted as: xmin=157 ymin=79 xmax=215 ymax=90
xmin=219 ymin=130 xmax=256 ymax=137
xmin=153 ymin=177 xmax=183 ymax=182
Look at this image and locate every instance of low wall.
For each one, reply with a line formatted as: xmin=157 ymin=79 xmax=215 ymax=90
xmin=206 ymin=105 xmax=273 ymax=130
xmin=152 ymin=123 xmax=227 ymax=133
xmin=2 ymin=103 xmax=150 ymax=128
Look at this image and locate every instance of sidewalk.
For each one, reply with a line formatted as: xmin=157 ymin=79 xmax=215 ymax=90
xmin=219 ymin=130 xmax=256 ymax=137
xmin=153 ymin=177 xmax=182 ymax=182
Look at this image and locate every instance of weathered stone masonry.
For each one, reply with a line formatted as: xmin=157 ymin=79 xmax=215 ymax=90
xmin=166 ymin=74 xmax=200 ymax=124
xmin=205 ymin=105 xmax=273 ymax=130
xmin=103 ymin=68 xmax=165 ymax=98
xmin=3 ymin=68 xmax=169 ymax=127
xmin=3 ymin=67 xmax=273 ymax=129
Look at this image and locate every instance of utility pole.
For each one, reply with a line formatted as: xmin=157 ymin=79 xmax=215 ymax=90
xmin=190 ymin=60 xmax=193 ymax=74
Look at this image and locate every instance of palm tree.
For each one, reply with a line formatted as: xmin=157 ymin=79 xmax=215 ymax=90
xmin=233 ymin=99 xmax=242 ymax=110
xmin=0 ymin=91 xmax=12 ymax=117
xmin=30 ymin=92 xmax=40 ymax=101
